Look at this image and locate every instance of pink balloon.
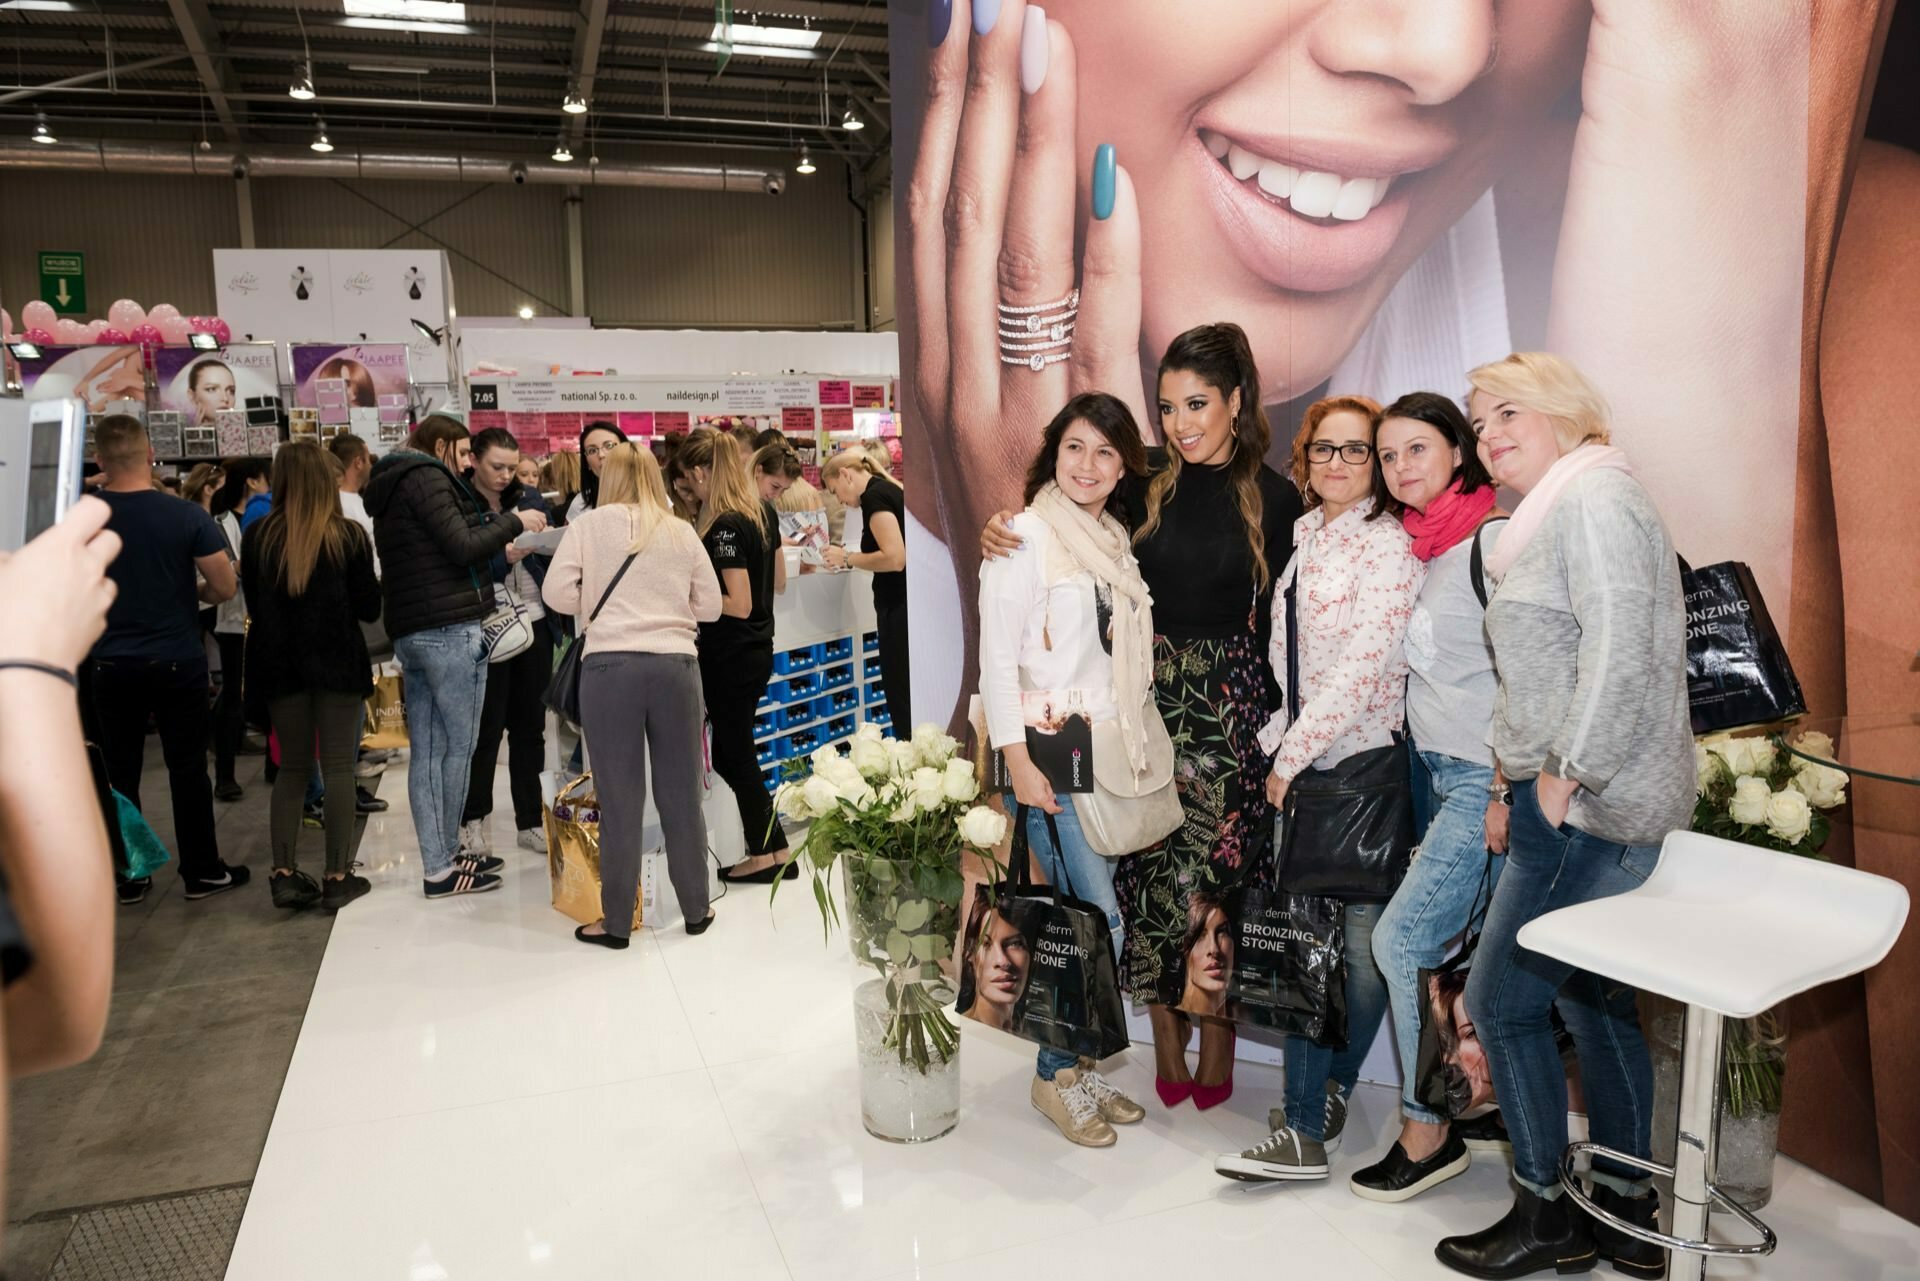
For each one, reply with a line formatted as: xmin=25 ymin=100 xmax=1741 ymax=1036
xmin=185 ymin=315 xmax=211 ymax=333
xmin=86 ymin=319 xmax=107 ymax=337
xmin=106 ymin=298 xmax=146 ymax=331
xmin=96 ymin=328 xmax=129 ymax=346
xmin=21 ymin=300 xmax=57 ymax=332
xmin=147 ymin=303 xmax=181 ymax=325
xmin=130 ymin=323 xmax=163 ymax=347
xmin=157 ymin=316 xmax=193 ymax=344
xmin=1 ymin=308 xmax=13 ymax=337
xmin=207 ymin=317 xmax=232 ymax=344
xmin=55 ymin=319 xmax=87 ymax=344
xmin=25 ymin=327 xmax=55 ymax=345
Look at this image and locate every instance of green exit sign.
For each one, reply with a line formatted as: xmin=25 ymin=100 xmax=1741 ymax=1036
xmin=39 ymin=251 xmax=86 ymax=315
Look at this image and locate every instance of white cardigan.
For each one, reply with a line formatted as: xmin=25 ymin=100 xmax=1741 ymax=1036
xmin=975 ymin=512 xmax=1121 ymax=752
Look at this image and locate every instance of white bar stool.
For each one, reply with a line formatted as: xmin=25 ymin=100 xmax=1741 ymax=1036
xmin=1516 ymin=829 xmax=1909 ymax=1280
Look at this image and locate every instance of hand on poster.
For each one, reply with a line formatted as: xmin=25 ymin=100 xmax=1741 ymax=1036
xmin=78 ymin=348 xmax=146 ymax=412
xmin=907 ymin=4 xmax=1147 ymax=557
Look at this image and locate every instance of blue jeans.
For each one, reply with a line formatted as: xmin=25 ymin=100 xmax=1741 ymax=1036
xmin=1283 ymin=902 xmax=1389 ymax=1138
xmin=1375 ymin=745 xmax=1502 ymax=1124
xmin=1028 ymin=799 xmax=1123 ymax=1081
xmin=1467 ymin=779 xmax=1659 ymax=1196
xmin=393 ymin=622 xmax=488 ymax=878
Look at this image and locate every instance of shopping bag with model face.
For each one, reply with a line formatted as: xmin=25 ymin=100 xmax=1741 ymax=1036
xmin=361 ymin=662 xmax=409 ymax=751
xmin=1682 ymin=560 xmax=1807 ymax=733
xmin=544 ymin=772 xmax=643 ymax=931
xmin=1222 ymin=888 xmax=1348 ymax=1046
xmin=955 ymin=806 xmax=1130 ymax=1060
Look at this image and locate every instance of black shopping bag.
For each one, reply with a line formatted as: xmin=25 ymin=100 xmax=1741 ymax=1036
xmin=1683 ymin=561 xmax=1806 ymax=734
xmin=955 ymin=806 xmax=1130 ymax=1060
xmin=1224 ymin=889 xmax=1348 ymax=1047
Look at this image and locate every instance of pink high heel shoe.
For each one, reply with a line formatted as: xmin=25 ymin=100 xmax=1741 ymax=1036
xmin=1155 ymin=1075 xmax=1196 ymax=1108
xmin=1191 ymin=1026 xmax=1236 ymax=1110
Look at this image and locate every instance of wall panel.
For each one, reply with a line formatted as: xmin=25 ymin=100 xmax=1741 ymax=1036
xmin=0 ymin=172 xmax=239 ymax=319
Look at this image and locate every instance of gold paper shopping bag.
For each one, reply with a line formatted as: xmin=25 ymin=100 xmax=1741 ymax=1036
xmin=543 ymin=773 xmax=643 ymax=931
xmin=361 ymin=663 xmax=409 ymax=751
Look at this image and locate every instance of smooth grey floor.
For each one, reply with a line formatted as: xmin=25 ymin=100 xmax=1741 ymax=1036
xmin=3 ymin=737 xmax=368 ymax=1278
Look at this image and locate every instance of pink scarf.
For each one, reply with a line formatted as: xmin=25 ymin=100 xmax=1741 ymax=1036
xmin=1401 ymin=480 xmax=1497 ymax=562
xmin=1482 ymin=445 xmax=1634 ymax=582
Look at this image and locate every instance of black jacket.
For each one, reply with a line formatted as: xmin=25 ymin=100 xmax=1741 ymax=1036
xmin=240 ymin=519 xmax=383 ymax=707
xmin=364 ymin=451 xmax=525 ymax=641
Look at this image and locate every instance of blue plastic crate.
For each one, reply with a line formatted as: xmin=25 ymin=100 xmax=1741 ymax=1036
xmin=828 ymin=688 xmax=859 ymax=714
xmin=821 ymin=636 xmax=854 ymax=663
xmin=863 ymin=657 xmax=883 ymax=680
xmin=827 ymin=715 xmax=855 ymax=740
xmin=772 ymin=645 xmax=818 ymax=675
xmin=862 ymin=631 xmax=879 ymax=653
xmin=868 ymin=709 xmax=892 ymax=730
xmin=785 ymin=728 xmax=820 ymax=757
xmin=773 ymin=703 xmax=817 ymax=731
xmin=757 ymin=687 xmax=774 ymax=710
xmin=753 ymin=711 xmax=778 ymax=738
xmin=817 ymin=662 xmax=853 ymax=690
xmin=865 ymin=682 xmax=886 ymax=705
xmin=755 ymin=741 xmax=776 ymax=767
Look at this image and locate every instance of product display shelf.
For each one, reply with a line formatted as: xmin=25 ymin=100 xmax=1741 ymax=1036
xmin=754 ymin=570 xmax=881 ymax=795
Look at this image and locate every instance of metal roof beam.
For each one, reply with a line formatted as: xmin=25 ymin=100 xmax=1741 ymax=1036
xmin=164 ymin=0 xmax=244 ymax=142
xmin=565 ymin=0 xmax=609 ymax=144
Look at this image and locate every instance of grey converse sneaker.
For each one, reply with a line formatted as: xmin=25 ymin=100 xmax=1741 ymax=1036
xmin=1216 ymin=1125 xmax=1329 ymax=1182
xmin=516 ymin=827 xmax=546 ymax=854
xmin=459 ymin=819 xmax=490 ymax=856
xmin=1075 ymin=1058 xmax=1145 ymax=1125
xmin=1031 ymin=1068 xmax=1117 ymax=1147
xmin=1266 ymin=1080 xmax=1348 ymax=1156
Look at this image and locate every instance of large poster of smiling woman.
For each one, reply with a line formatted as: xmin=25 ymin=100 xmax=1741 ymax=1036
xmin=893 ymin=0 xmax=1830 ymax=731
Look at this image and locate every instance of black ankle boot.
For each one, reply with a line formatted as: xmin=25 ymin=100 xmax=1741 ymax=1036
xmin=1436 ymin=1184 xmax=1598 ymax=1279
xmin=1591 ymin=1185 xmax=1667 ymax=1277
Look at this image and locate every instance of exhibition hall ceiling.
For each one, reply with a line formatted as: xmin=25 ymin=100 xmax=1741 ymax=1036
xmin=0 ymin=1 xmax=889 ymax=162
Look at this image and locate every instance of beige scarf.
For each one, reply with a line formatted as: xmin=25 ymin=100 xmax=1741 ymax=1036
xmin=1028 ymin=481 xmax=1157 ymax=778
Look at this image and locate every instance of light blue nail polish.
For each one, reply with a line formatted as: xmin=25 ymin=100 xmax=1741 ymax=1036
xmin=1092 ymin=144 xmax=1117 ymax=221
xmin=929 ymin=0 xmax=952 ymax=46
xmin=973 ymin=0 xmax=1001 ymax=36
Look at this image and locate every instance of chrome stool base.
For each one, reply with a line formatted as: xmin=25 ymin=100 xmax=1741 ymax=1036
xmin=1560 ymin=1005 xmax=1777 ymax=1280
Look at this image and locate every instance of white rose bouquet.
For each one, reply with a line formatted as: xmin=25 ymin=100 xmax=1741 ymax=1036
xmin=1693 ymin=730 xmax=1848 ymax=858
xmin=772 ymin=721 xmax=1007 ymax=1073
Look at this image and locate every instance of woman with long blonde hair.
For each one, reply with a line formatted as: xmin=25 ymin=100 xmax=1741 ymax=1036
xmin=543 ymin=443 xmax=723 ymax=944
xmin=240 ymin=441 xmax=382 ymax=913
xmin=677 ymin=427 xmax=793 ymax=884
xmin=821 ymin=447 xmax=908 ymax=733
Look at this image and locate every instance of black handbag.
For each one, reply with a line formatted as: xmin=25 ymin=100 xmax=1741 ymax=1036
xmin=1225 ymin=887 xmax=1349 ymax=1046
xmin=955 ymin=806 xmax=1131 ymax=1060
xmin=1274 ymin=575 xmax=1416 ymax=902
xmin=542 ymin=550 xmax=638 ymax=723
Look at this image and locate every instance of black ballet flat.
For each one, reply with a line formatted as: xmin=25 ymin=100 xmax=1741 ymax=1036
xmin=720 ymin=860 xmax=800 ymax=885
xmin=574 ymin=924 xmax=630 ymax=950
xmin=686 ymin=910 xmax=717 ymax=936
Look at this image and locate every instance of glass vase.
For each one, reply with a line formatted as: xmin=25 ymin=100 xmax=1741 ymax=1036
xmin=1650 ymin=1004 xmax=1787 ymax=1210
xmin=843 ymin=856 xmax=962 ymax=1143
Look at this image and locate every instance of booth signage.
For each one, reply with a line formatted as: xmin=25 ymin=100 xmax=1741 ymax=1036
xmin=38 ymin=251 xmax=86 ymax=315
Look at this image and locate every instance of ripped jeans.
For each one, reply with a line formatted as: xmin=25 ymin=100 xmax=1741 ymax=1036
xmin=1026 ymin=798 xmax=1124 ymax=1081
xmin=1466 ymin=779 xmax=1659 ymax=1197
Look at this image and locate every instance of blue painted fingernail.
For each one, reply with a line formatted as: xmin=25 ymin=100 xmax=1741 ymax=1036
xmin=928 ymin=0 xmax=952 ymax=45
xmin=973 ymin=0 xmax=1002 ymax=36
xmin=1092 ymin=144 xmax=1117 ymax=221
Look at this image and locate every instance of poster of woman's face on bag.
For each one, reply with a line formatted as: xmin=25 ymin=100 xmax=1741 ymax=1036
xmin=1176 ymin=892 xmax=1235 ymax=1020
xmin=956 ymin=887 xmax=1032 ymax=1032
xmin=155 ymin=344 xmax=280 ymax=426
xmin=892 ymin=1 xmax=1822 ymax=732
xmin=1428 ymin=968 xmax=1494 ymax=1118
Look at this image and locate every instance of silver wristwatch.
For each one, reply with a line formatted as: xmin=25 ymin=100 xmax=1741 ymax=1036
xmin=1488 ymin=781 xmax=1513 ymax=806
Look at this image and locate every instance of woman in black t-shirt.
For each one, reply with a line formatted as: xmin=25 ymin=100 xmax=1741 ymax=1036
xmin=680 ymin=428 xmax=793 ymax=885
xmin=821 ymin=449 xmax=909 ymax=734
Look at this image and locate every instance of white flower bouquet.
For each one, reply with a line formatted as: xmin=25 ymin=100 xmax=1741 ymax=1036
xmin=773 ymin=722 xmax=1008 ymax=1073
xmin=1690 ymin=729 xmax=1850 ymax=1117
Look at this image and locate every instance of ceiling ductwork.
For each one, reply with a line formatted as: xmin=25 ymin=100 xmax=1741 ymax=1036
xmin=0 ymin=141 xmax=787 ymax=194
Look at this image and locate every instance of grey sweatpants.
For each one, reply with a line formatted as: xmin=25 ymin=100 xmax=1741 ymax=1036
xmin=578 ymin=650 xmax=708 ymax=937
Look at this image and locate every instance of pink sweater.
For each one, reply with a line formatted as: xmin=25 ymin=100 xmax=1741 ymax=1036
xmin=542 ymin=506 xmax=722 ymax=657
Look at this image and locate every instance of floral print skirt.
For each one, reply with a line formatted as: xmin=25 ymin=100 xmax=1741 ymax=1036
xmin=1113 ymin=631 xmax=1277 ymax=1007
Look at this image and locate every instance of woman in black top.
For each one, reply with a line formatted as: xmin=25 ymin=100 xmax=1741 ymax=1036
xmin=679 ymin=428 xmax=793 ymax=885
xmin=984 ymin=323 xmax=1303 ymax=1108
xmin=242 ymin=442 xmax=383 ymax=913
xmin=821 ymin=449 xmax=909 ymax=733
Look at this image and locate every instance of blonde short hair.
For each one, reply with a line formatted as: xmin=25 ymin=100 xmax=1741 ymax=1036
xmin=1465 ymin=352 xmax=1611 ymax=451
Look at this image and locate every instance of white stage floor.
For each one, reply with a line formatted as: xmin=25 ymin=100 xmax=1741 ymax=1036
xmin=228 ymin=760 xmax=1920 ymax=1280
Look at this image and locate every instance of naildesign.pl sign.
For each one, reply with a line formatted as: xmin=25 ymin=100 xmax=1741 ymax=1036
xmin=474 ymin=376 xmax=866 ymax=416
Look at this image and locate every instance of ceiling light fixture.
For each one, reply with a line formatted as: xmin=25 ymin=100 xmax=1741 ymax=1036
xmin=561 ymin=88 xmax=588 ymax=115
xmin=338 ymin=16 xmax=474 ymax=35
xmin=310 ymin=118 xmax=334 ymax=153
xmin=795 ymin=143 xmax=815 ymax=175
xmin=29 ymin=112 xmax=55 ymax=144
xmin=346 ymin=62 xmax=430 ymax=75
xmin=551 ymin=138 xmax=573 ymax=163
xmin=517 ymin=306 xmax=534 ymax=321
xmin=708 ymin=20 xmax=821 ymax=48
xmin=342 ymin=0 xmax=466 ymax=17
xmin=289 ymin=62 xmax=315 ymax=100
xmin=841 ymin=101 xmax=865 ymax=132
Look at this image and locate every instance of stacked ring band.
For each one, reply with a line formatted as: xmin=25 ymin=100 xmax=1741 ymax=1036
xmin=998 ymin=288 xmax=1078 ymax=372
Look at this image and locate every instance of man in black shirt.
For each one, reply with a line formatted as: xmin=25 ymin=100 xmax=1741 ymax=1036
xmin=86 ymin=416 xmax=250 ymax=903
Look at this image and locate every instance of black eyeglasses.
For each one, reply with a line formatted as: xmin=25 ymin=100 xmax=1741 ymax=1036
xmin=1306 ymin=441 xmax=1374 ymax=465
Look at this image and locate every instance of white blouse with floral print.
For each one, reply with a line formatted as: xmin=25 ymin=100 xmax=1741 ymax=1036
xmin=1257 ymin=498 xmax=1423 ymax=782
